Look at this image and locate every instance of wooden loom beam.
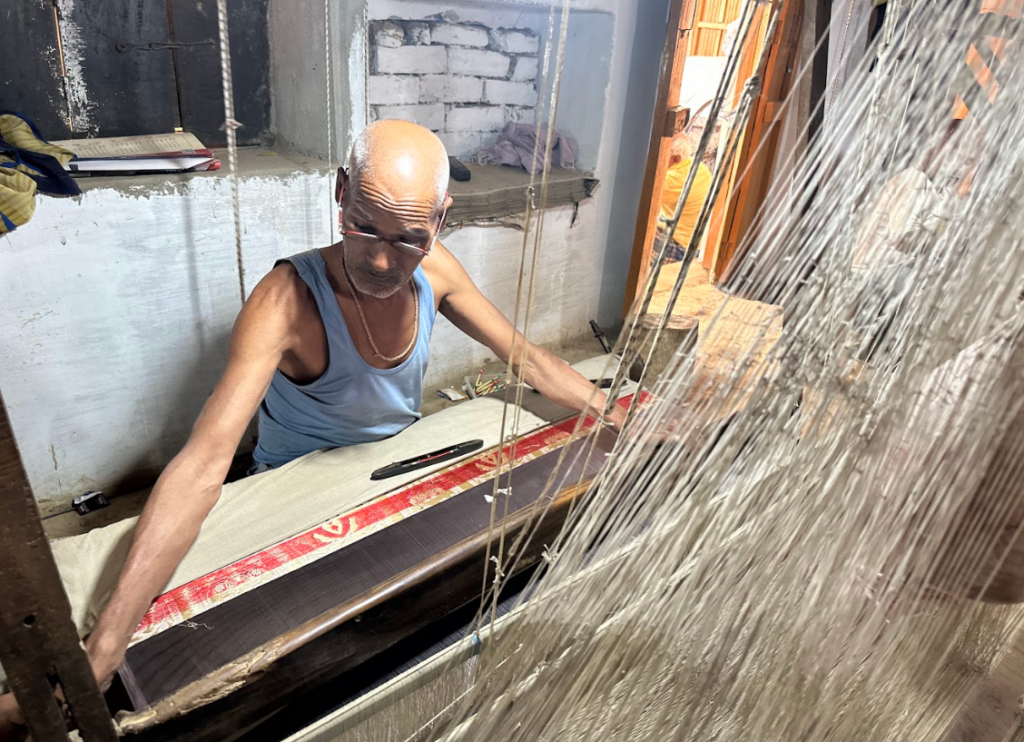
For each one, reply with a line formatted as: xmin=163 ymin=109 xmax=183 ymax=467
xmin=0 ymin=393 xmax=118 ymax=742
xmin=115 ymin=476 xmax=599 ymax=742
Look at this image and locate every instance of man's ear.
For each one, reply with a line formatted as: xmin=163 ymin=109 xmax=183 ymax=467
xmin=335 ymin=167 xmax=349 ymax=205
xmin=439 ymin=192 xmax=453 ymax=231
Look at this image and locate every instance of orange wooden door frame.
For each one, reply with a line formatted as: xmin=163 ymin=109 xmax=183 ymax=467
xmin=621 ymin=0 xmax=697 ymax=318
xmin=703 ymin=0 xmax=805 ymax=283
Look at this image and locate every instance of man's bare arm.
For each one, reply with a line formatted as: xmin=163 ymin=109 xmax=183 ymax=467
xmin=429 ymin=244 xmax=627 ymax=428
xmin=83 ymin=268 xmax=299 ymax=686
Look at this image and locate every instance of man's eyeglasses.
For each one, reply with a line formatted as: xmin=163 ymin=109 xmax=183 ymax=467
xmin=341 ymin=200 xmax=449 ymax=258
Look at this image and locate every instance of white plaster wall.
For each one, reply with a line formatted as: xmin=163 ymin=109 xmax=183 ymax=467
xmin=537 ymin=10 xmax=615 ymax=171
xmin=435 ymin=203 xmax=601 ymax=381
xmin=0 ymin=168 xmax=332 ymax=503
xmin=593 ymin=0 xmax=672 ymax=324
xmin=680 ymin=56 xmax=728 ymax=111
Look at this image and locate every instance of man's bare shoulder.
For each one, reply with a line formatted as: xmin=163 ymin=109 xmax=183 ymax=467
xmin=246 ymin=262 xmax=315 ymax=321
xmin=422 ymin=241 xmax=474 ymax=303
xmin=232 ymin=263 xmax=318 ymax=357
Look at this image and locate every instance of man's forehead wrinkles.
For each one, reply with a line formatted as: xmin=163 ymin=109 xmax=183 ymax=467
xmin=352 ymin=188 xmax=435 ymax=222
xmin=348 ymin=193 xmax=435 ymax=240
xmin=356 ymin=182 xmax=433 ymax=210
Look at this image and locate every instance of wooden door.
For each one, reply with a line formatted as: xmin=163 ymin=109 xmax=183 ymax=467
xmin=690 ymin=0 xmax=746 ymax=56
xmin=703 ymin=0 xmax=806 ymax=283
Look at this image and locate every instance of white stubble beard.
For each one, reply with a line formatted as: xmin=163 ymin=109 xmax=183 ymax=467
xmin=342 ymin=241 xmax=407 ymax=299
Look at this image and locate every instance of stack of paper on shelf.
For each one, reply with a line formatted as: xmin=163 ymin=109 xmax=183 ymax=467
xmin=51 ymin=132 xmax=221 ymax=176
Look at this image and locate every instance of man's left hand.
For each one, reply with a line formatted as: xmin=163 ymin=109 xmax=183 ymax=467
xmin=0 ymin=692 xmax=28 ymax=741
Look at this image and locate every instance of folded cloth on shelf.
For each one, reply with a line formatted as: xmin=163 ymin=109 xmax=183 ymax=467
xmin=477 ymin=122 xmax=579 ymax=174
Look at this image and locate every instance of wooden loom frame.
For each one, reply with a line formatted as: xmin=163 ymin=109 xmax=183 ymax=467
xmin=0 ymin=388 xmax=621 ymax=741
xmin=0 ymin=393 xmax=117 ymax=742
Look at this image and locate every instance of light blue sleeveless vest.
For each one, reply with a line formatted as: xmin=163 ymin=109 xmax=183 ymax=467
xmin=253 ymin=250 xmax=435 ymax=467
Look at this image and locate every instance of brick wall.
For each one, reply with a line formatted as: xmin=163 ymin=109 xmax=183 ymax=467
xmin=368 ymin=18 xmax=540 ymax=158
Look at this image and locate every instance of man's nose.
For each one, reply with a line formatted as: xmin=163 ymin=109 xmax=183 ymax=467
xmin=367 ymin=241 xmax=395 ymax=271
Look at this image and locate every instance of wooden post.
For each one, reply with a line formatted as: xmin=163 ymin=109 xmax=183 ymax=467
xmin=0 ymin=394 xmax=117 ymax=742
xmin=632 ymin=314 xmax=699 ymax=387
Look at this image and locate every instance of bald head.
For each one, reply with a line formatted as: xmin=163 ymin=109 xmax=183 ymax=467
xmin=348 ymin=120 xmax=449 ymax=210
xmin=338 ymin=121 xmax=452 ymax=299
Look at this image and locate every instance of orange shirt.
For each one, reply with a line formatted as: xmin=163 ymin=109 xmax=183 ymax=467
xmin=660 ymin=158 xmax=713 ymax=248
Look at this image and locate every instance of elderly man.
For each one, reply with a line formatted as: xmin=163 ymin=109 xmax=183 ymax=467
xmin=0 ymin=120 xmax=625 ymax=734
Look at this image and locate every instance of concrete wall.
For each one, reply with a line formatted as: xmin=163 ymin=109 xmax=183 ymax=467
xmin=0 ymin=157 xmax=333 ymax=505
xmin=594 ymin=0 xmax=672 ymax=323
xmin=269 ymin=0 xmax=367 ymax=161
xmin=366 ymin=12 xmax=543 ymax=159
xmin=0 ymin=0 xmax=669 ymax=505
xmin=537 ymin=9 xmax=616 ymax=172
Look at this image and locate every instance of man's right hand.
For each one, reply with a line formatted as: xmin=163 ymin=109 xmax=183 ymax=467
xmin=0 ymin=638 xmax=121 ymax=742
xmin=84 ymin=632 xmax=126 ymax=694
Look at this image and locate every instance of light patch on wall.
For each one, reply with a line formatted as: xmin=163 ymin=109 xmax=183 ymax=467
xmin=350 ymin=13 xmax=368 ymax=156
xmin=55 ymin=0 xmax=97 ymax=135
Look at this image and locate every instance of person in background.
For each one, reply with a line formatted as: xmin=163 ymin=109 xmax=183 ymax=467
xmin=657 ymin=134 xmax=713 ymax=264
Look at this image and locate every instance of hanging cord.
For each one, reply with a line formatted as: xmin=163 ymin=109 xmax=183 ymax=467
xmin=826 ymin=0 xmax=858 ymax=116
xmin=473 ymin=0 xmax=570 ymax=640
xmin=602 ymin=0 xmax=764 ymax=431
xmin=324 ymin=0 xmax=335 ymax=244
xmin=216 ymin=0 xmax=245 ymax=307
xmin=469 ymin=0 xmax=782 ymax=640
xmin=482 ymin=4 xmax=794 ymax=610
xmin=493 ymin=0 xmax=789 ymax=618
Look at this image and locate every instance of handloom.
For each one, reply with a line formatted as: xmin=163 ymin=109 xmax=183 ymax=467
xmin=260 ymin=0 xmax=1024 ymax=741
xmin=10 ymin=0 xmax=1024 ymax=736
xmin=113 ymin=414 xmax=623 ymax=728
xmin=33 ymin=358 xmax=637 ymax=739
